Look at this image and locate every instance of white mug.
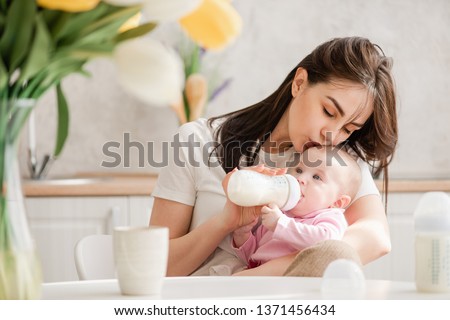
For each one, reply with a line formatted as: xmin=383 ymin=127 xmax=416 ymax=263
xmin=113 ymin=226 xmax=169 ymax=296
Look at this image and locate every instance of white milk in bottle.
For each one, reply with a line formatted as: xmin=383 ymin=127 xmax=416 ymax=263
xmin=227 ymin=170 xmax=301 ymax=211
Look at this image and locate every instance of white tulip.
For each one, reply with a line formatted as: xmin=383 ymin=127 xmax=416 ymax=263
xmin=141 ymin=0 xmax=202 ymax=22
xmin=113 ymin=38 xmax=184 ymax=106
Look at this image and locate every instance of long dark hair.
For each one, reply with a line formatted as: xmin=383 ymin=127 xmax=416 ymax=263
xmin=209 ymin=37 xmax=398 ymax=200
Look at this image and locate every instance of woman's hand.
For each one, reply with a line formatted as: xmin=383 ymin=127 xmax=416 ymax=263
xmin=250 ymin=164 xmax=288 ymax=176
xmin=234 ymin=217 xmax=259 ymax=236
xmin=232 ymin=217 xmax=259 ymax=248
xmin=220 ymin=197 xmax=262 ymax=233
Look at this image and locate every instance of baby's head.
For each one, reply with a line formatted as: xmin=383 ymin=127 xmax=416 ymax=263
xmin=287 ymin=146 xmax=361 ymax=217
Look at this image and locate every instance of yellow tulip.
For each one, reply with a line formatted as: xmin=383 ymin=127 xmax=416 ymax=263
xmin=119 ymin=12 xmax=142 ymax=33
xmin=179 ymin=0 xmax=242 ymax=50
xmin=37 ymin=0 xmax=100 ymax=12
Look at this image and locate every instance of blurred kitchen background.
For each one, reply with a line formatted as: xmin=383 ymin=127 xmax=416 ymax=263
xmin=18 ymin=0 xmax=450 ymax=179
xmin=18 ymin=0 xmax=450 ymax=283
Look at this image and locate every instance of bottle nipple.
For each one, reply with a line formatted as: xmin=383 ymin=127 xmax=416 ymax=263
xmin=283 ymin=174 xmax=301 ymax=210
xmin=414 ymin=192 xmax=450 ymax=233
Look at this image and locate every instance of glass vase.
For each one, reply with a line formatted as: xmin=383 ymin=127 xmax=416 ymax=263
xmin=0 ymin=99 xmax=42 ymax=299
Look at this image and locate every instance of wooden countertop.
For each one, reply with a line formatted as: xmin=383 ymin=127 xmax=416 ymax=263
xmin=22 ymin=172 xmax=450 ymax=197
xmin=23 ymin=173 xmax=158 ymax=197
xmin=375 ymin=179 xmax=450 ymax=193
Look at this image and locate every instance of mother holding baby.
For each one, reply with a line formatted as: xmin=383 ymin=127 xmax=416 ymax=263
xmin=150 ymin=37 xmax=398 ymax=276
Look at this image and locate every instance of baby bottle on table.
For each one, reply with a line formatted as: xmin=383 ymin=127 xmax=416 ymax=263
xmin=414 ymin=191 xmax=450 ymax=293
xmin=226 ymin=170 xmax=301 ymax=210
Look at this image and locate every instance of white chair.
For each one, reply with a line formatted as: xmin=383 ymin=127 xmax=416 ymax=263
xmin=74 ymin=234 xmax=115 ymax=280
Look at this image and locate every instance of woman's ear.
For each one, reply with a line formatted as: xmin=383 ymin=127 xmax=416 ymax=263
xmin=332 ymin=195 xmax=351 ymax=209
xmin=291 ymin=67 xmax=308 ymax=97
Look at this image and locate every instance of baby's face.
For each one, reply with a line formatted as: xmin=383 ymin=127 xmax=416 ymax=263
xmin=287 ymin=147 xmax=349 ymax=217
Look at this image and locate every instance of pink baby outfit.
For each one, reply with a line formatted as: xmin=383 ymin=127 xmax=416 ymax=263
xmin=232 ymin=208 xmax=348 ymax=268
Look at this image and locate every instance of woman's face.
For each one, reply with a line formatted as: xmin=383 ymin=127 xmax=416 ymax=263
xmin=288 ymin=68 xmax=373 ymax=152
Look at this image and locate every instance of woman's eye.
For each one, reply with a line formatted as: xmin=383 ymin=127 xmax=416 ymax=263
xmin=313 ymin=174 xmax=321 ymax=180
xmin=322 ymin=107 xmax=333 ymax=118
xmin=343 ymin=127 xmax=352 ymax=135
xmin=296 ymin=168 xmax=303 ymax=174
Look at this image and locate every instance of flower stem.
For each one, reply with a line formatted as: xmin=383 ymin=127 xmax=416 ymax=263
xmin=19 ymin=72 xmax=47 ymax=99
xmin=0 ymin=98 xmax=9 ymax=251
xmin=0 ymin=97 xmax=8 ymax=202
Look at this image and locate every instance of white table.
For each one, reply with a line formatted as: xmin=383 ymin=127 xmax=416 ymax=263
xmin=42 ymin=277 xmax=450 ymax=300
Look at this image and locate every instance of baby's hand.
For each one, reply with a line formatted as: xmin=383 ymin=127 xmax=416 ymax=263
xmin=261 ymin=203 xmax=283 ymax=232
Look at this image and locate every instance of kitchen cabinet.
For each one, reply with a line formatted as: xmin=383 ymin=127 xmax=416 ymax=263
xmin=363 ymin=192 xmax=450 ymax=282
xmin=128 ymin=196 xmax=154 ymax=226
xmin=25 ymin=195 xmax=153 ymax=283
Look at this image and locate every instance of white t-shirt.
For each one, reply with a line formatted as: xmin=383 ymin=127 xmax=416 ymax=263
xmin=152 ymin=118 xmax=380 ymax=275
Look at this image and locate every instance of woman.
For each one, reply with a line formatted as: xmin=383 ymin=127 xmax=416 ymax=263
xmin=150 ymin=37 xmax=398 ymax=276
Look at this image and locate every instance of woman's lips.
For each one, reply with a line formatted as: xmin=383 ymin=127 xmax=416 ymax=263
xmin=302 ymin=140 xmax=321 ymax=152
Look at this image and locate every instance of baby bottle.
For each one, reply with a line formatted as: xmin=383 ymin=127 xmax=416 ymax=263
xmin=226 ymin=170 xmax=301 ymax=211
xmin=414 ymin=192 xmax=450 ymax=292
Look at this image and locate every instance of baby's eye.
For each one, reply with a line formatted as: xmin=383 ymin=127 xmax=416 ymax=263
xmin=296 ymin=168 xmax=303 ymax=174
xmin=313 ymin=174 xmax=321 ymax=180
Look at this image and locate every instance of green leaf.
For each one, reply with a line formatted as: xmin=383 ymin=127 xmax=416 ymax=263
xmin=41 ymin=9 xmax=61 ymax=27
xmin=0 ymin=56 xmax=6 ymax=90
xmin=78 ymin=6 xmax=140 ymax=42
xmin=114 ymin=22 xmax=157 ymax=43
xmin=54 ymin=83 xmax=69 ymax=157
xmin=188 ymin=44 xmax=201 ymax=76
xmin=44 ymin=57 xmax=86 ymax=81
xmin=0 ymin=0 xmax=36 ymax=71
xmin=34 ymin=57 xmax=89 ymax=97
xmin=0 ymin=0 xmax=8 ymax=12
xmin=71 ymin=46 xmax=115 ymax=59
xmin=56 ymin=42 xmax=116 ymax=60
xmin=60 ymin=5 xmax=140 ymax=46
xmin=54 ymin=4 xmax=108 ymax=42
xmin=46 ymin=11 xmax=72 ymax=41
xmin=18 ymin=13 xmax=52 ymax=83
xmin=81 ymin=5 xmax=140 ymax=35
xmin=0 ymin=11 xmax=5 ymax=33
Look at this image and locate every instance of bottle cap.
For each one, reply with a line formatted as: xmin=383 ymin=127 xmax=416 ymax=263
xmin=321 ymin=259 xmax=366 ymax=299
xmin=281 ymin=174 xmax=301 ymax=211
xmin=414 ymin=192 xmax=450 ymax=233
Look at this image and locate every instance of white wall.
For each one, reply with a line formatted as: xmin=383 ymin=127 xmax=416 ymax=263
xmin=19 ymin=0 xmax=450 ymax=179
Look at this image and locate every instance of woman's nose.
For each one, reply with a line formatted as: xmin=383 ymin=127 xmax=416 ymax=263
xmin=320 ymin=128 xmax=342 ymax=145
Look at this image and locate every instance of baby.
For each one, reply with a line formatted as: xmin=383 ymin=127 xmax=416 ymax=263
xmin=231 ymin=146 xmax=361 ymax=272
